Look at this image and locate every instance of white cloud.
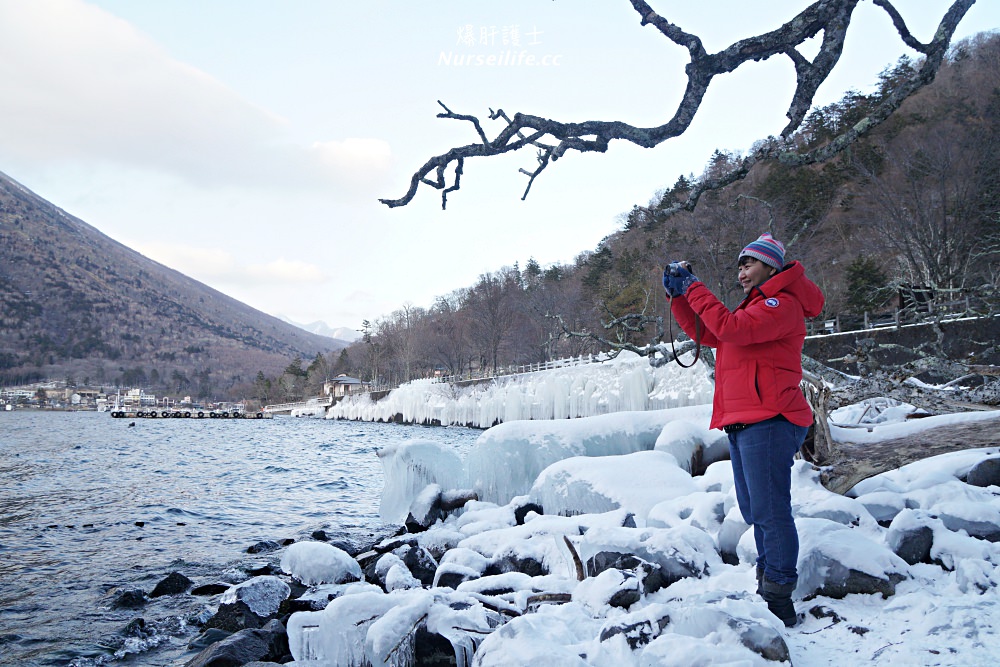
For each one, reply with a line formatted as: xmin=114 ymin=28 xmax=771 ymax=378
xmin=134 ymin=243 xmax=236 ymax=277
xmin=0 ymin=1 xmax=274 ymax=169
xmin=134 ymin=242 xmax=328 ymax=288
xmin=245 ymin=258 xmax=328 ymax=284
xmin=0 ymin=0 xmax=388 ymax=196
xmin=310 ymin=138 xmax=394 ymax=189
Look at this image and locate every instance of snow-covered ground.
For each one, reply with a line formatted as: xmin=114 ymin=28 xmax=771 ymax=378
xmin=282 ymin=355 xmax=1000 ymax=666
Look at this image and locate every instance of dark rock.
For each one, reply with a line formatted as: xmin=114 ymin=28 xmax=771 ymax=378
xmin=123 ymin=618 xmax=147 ymax=638
xmin=151 ymin=571 xmax=193 ymax=597
xmin=112 ymin=588 xmax=147 ymax=609
xmin=374 ymin=536 xmax=418 ymax=554
xmin=405 ymin=493 xmax=444 ymax=534
xmin=362 ymin=555 xmax=382 ymax=586
xmin=184 ymin=619 xmax=288 ymax=667
xmin=607 ymin=582 xmax=641 ymax=609
xmin=729 ymin=617 xmax=790 ymax=663
xmin=887 ymin=524 xmax=934 ymax=565
xmin=440 ymin=489 xmax=478 ymax=513
xmin=635 ymin=562 xmax=669 ymax=596
xmin=188 ymin=628 xmax=232 ymax=650
xmin=966 ymin=457 xmax=1000 ymax=488
xmin=811 ymin=561 xmax=905 ymax=599
xmin=434 ymin=567 xmax=480 ymax=590
xmin=287 ymin=580 xmax=308 ymax=600
xmin=797 ymin=506 xmax=860 ymax=526
xmin=486 ymin=552 xmax=547 ymax=578
xmin=308 ymin=528 xmax=369 ymax=557
xmin=400 ymin=545 xmax=439 ymax=586
xmin=356 ymin=550 xmax=381 ymax=581
xmin=586 ymin=553 xmax=668 ymax=596
xmin=413 ymin=626 xmax=457 ymax=666
xmin=403 ymin=512 xmax=438 ymax=534
xmin=247 ymin=540 xmax=280 ymax=554
xmin=192 ymin=583 xmax=232 ymax=596
xmin=282 ymin=596 xmax=330 ymax=613
xmin=587 ymin=551 xmax=643 ymax=577
xmin=513 ymin=502 xmax=544 ymax=525
xmin=207 ymin=603 xmax=255 ymax=634
xmin=938 ymin=511 xmax=1000 ymax=542
xmin=857 ymin=497 xmax=905 ymax=526
xmin=599 ymin=613 xmax=671 ymax=649
xmin=247 ymin=562 xmax=280 ymax=577
xmin=472 ymin=579 xmax=518 ymax=596
xmin=809 ymin=605 xmax=845 ymax=623
xmin=206 ymin=577 xmax=291 ymax=633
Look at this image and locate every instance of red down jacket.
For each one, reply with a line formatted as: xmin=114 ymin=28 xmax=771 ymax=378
xmin=670 ymin=261 xmax=825 ymax=430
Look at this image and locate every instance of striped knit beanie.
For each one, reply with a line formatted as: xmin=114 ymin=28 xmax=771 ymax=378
xmin=738 ymin=232 xmax=785 ymax=270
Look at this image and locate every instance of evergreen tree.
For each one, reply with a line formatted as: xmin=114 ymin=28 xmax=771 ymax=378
xmin=846 ymin=257 xmax=891 ymax=314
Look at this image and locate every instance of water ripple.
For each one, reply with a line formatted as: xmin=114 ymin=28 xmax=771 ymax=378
xmin=0 ymin=411 xmax=480 ymax=666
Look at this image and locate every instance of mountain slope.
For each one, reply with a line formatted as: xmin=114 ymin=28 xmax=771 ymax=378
xmin=0 ymin=170 xmax=342 ymax=395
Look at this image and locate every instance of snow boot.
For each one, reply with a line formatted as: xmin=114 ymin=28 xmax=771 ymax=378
xmin=755 ymin=565 xmax=764 ymax=596
xmin=760 ymin=576 xmax=798 ymax=628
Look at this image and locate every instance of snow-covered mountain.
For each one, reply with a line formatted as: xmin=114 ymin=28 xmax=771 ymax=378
xmin=278 ymin=316 xmax=361 ymax=343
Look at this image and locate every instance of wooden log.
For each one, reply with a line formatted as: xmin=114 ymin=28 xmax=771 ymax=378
xmin=818 ymin=416 xmax=1000 ymax=495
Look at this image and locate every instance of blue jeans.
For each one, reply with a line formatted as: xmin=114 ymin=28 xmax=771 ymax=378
xmin=728 ymin=416 xmax=808 ymax=586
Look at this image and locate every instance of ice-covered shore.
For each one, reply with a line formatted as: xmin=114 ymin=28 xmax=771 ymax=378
xmin=179 ymin=353 xmax=1000 ymax=666
xmin=272 ymin=397 xmax=1000 ymax=666
xmin=326 ymin=352 xmax=716 ymax=428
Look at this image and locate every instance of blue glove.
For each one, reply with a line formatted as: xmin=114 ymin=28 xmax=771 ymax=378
xmin=663 ymin=264 xmax=680 ymax=297
xmin=664 ymin=262 xmax=698 ymax=297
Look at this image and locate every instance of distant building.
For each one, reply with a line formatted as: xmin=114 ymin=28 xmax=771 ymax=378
xmin=69 ymin=389 xmax=100 ymax=406
xmin=323 ymin=375 xmax=369 ymax=398
xmin=120 ymin=388 xmax=157 ymax=408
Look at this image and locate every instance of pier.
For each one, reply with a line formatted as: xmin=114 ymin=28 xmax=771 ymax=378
xmin=110 ymin=409 xmax=271 ymax=419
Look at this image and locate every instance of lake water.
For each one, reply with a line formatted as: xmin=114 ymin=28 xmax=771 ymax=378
xmin=0 ymin=410 xmax=481 ymax=666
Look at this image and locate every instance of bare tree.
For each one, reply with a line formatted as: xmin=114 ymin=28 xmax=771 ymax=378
xmin=381 ymin=0 xmax=976 ymax=216
xmin=853 ymin=121 xmax=992 ymax=290
xmin=425 ymin=292 xmax=475 ymax=375
xmin=464 ymin=268 xmax=522 ymax=374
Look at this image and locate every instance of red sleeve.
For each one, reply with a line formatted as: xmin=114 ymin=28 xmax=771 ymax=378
xmin=668 ymin=286 xmax=720 ymax=348
xmin=685 ymin=282 xmax=804 ymax=345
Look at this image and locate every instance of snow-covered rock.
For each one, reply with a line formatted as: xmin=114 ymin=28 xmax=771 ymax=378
xmin=280 ymin=541 xmax=362 ymax=586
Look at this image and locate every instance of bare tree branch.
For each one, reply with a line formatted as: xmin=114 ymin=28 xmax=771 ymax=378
xmin=546 ymin=311 xmax=671 ymax=361
xmin=381 ymin=0 xmax=976 ymax=211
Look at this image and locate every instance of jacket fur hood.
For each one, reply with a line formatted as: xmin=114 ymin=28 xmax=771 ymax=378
xmin=753 ymin=260 xmax=824 ymax=319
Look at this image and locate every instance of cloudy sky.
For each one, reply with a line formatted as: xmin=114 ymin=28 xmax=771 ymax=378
xmin=1 ymin=1 xmax=997 ymax=333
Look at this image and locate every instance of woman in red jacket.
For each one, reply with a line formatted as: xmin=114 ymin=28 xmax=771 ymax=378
xmin=664 ymin=233 xmax=825 ymax=627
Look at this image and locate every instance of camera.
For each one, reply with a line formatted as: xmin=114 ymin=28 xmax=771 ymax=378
xmin=668 ymin=261 xmax=692 ymax=276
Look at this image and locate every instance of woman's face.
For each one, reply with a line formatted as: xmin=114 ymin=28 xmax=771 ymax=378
xmin=738 ymin=257 xmax=777 ymax=294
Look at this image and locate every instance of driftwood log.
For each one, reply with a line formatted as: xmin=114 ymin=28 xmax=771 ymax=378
xmin=815 ymin=416 xmax=1000 ymax=495
xmin=802 ymin=371 xmax=1000 ymax=494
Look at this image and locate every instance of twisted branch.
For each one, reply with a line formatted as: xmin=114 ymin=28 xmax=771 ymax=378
xmin=381 ymin=0 xmax=975 ymax=211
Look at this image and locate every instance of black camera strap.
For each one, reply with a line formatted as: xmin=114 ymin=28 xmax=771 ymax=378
xmin=667 ymin=293 xmax=702 ymax=368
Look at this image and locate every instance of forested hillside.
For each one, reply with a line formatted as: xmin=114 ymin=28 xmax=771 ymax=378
xmin=0 ymin=172 xmax=342 ymax=398
xmin=324 ymin=32 xmax=999 ymax=391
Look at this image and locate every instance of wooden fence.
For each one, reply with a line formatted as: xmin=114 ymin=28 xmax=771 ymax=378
xmin=808 ymin=289 xmax=999 ymax=336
